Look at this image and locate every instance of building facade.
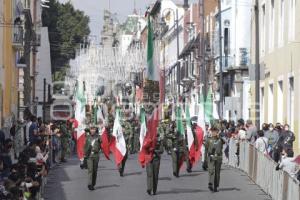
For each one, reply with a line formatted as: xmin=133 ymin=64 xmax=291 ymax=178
xmin=0 ymin=0 xmax=42 ymax=129
xmin=250 ymin=0 xmax=300 ymax=153
xmin=212 ymin=0 xmax=252 ymax=121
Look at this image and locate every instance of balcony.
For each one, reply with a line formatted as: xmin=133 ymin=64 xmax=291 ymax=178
xmin=16 ymin=56 xmax=26 ymax=68
xmin=12 ymin=26 xmax=24 ymax=49
xmin=180 ymin=60 xmax=194 ymax=86
xmin=214 ymin=56 xmax=234 ymax=74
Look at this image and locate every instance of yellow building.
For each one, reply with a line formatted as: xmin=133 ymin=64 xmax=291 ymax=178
xmin=1 ymin=0 xmax=19 ymax=127
xmin=250 ymin=0 xmax=300 ymax=154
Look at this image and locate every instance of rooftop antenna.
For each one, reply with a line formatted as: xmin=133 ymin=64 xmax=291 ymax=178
xmin=108 ymin=0 xmax=111 ymax=11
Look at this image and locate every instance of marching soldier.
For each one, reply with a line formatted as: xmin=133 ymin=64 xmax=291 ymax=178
xmin=59 ymin=121 xmax=71 ymax=163
xmin=171 ymin=122 xmax=186 ymax=177
xmin=164 ymin=121 xmax=173 ymax=155
xmin=146 ymin=132 xmax=164 ymax=195
xmin=119 ymin=120 xmax=131 ymax=177
xmin=84 ymin=126 xmax=102 ymax=191
xmin=205 ymin=124 xmax=225 ymax=192
xmin=133 ymin=119 xmax=140 ymax=153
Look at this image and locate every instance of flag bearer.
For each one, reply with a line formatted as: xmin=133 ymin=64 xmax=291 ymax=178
xmin=84 ymin=125 xmax=102 ymax=191
xmin=146 ymin=132 xmax=164 ymax=195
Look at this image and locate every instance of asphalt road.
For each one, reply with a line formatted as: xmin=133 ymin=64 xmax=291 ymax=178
xmin=44 ymin=154 xmax=271 ymax=200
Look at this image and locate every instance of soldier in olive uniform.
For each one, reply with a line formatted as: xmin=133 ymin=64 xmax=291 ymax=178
xmin=84 ymin=126 xmax=102 ymax=191
xmin=133 ymin=119 xmax=140 ymax=153
xmin=164 ymin=121 xmax=173 ymax=154
xmin=60 ymin=121 xmax=71 ymax=162
xmin=119 ymin=120 xmax=131 ymax=177
xmin=146 ymin=132 xmax=164 ymax=195
xmin=171 ymin=122 xmax=186 ymax=177
xmin=205 ymin=125 xmax=225 ymax=192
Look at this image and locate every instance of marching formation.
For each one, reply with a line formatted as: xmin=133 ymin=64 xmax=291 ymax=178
xmin=70 ymin=96 xmax=226 ymax=195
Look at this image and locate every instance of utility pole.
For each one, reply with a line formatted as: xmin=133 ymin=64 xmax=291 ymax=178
xmin=218 ymin=0 xmax=224 ymax=119
xmin=255 ymin=0 xmax=260 ymax=128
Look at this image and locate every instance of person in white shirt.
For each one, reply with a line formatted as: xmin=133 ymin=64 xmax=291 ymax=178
xmin=276 ymin=148 xmax=298 ymax=178
xmin=255 ymin=130 xmax=268 ymax=154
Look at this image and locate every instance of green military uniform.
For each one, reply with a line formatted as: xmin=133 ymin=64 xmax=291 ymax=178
xmin=60 ymin=123 xmax=71 ymax=162
xmin=84 ymin=132 xmax=102 ymax=190
xmin=157 ymin=121 xmax=166 ymax=139
xmin=205 ymin=132 xmax=224 ymax=192
xmin=171 ymin=130 xmax=186 ymax=177
xmin=133 ymin=120 xmax=140 ymax=153
xmin=164 ymin=122 xmax=173 ymax=154
xmin=146 ymin=134 xmax=164 ymax=195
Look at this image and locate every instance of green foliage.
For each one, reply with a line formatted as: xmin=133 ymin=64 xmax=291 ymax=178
xmin=42 ymin=0 xmax=90 ymax=81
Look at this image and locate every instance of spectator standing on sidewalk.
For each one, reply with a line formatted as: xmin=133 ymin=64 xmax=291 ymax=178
xmin=246 ymin=120 xmax=257 ymax=144
xmin=276 ymin=148 xmax=298 ymax=178
xmin=265 ymin=123 xmax=279 ymax=158
xmin=255 ymin=130 xmax=268 ymax=154
xmin=281 ymin=124 xmax=295 ymax=156
xmin=29 ymin=116 xmax=39 ymax=145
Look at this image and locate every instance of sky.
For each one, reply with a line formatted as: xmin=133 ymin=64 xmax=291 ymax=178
xmin=58 ymin=0 xmax=194 ymax=37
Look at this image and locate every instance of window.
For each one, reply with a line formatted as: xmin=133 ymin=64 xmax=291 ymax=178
xmin=287 ymin=77 xmax=294 ymax=130
xmin=268 ymin=84 xmax=274 ymax=123
xmin=261 ymin=4 xmax=266 ymax=55
xmin=269 ymin=0 xmax=275 ymax=51
xmin=277 ymin=81 xmax=283 ymax=123
xmin=279 ymin=0 xmax=285 ymax=46
xmin=288 ymin=0 xmax=296 ymax=41
xmin=260 ymin=87 xmax=265 ymax=126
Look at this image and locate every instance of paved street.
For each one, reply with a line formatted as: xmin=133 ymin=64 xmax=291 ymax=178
xmin=44 ymin=154 xmax=271 ymax=200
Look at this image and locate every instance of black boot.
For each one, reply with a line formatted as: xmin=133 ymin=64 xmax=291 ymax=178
xmin=88 ymin=185 xmax=95 ymax=191
xmin=147 ymin=190 xmax=151 ymax=195
xmin=208 ymin=183 xmax=213 ymax=192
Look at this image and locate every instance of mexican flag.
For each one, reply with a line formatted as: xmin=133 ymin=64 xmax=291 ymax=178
xmin=75 ymin=81 xmax=86 ymax=161
xmin=176 ymin=106 xmax=185 ymax=136
xmin=176 ymin=106 xmax=186 ymax=169
xmin=146 ymin=16 xmax=159 ymax=81
xmin=186 ymin=105 xmax=202 ymax=167
xmin=139 ymin=107 xmax=147 ymax=151
xmin=100 ymin=127 xmax=111 ymax=160
xmin=139 ymin=108 xmax=159 ymax=168
xmin=111 ymin=109 xmax=127 ymax=166
xmin=197 ymin=92 xmax=206 ymax=162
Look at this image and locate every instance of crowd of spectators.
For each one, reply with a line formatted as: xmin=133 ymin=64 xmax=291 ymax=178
xmin=215 ymin=119 xmax=300 ymax=182
xmin=0 ymin=115 xmax=73 ymax=200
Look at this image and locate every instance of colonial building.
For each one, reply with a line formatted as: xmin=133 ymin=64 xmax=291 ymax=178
xmin=0 ymin=0 xmax=42 ymax=128
xmin=250 ymin=0 xmax=300 ymax=153
xmin=212 ymin=0 xmax=252 ymax=121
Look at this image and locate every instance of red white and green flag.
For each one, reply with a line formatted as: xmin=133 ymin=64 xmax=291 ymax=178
xmin=111 ymin=108 xmax=127 ymax=166
xmin=186 ymin=105 xmax=202 ymax=167
xmin=146 ymin=16 xmax=159 ymax=81
xmin=176 ymin=106 xmax=185 ymax=136
xmin=139 ymin=107 xmax=147 ymax=151
xmin=139 ymin=108 xmax=159 ymax=168
xmin=75 ymin=81 xmax=87 ymax=161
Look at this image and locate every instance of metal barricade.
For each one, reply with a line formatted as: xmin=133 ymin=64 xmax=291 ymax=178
xmin=228 ymin=141 xmax=300 ymax=200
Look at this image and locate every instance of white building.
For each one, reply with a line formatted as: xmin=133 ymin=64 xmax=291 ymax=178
xmin=160 ymin=0 xmax=185 ymax=101
xmin=213 ymin=0 xmax=252 ymax=121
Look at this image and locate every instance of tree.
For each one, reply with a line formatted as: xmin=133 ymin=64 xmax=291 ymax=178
xmin=42 ymin=0 xmax=90 ymax=81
